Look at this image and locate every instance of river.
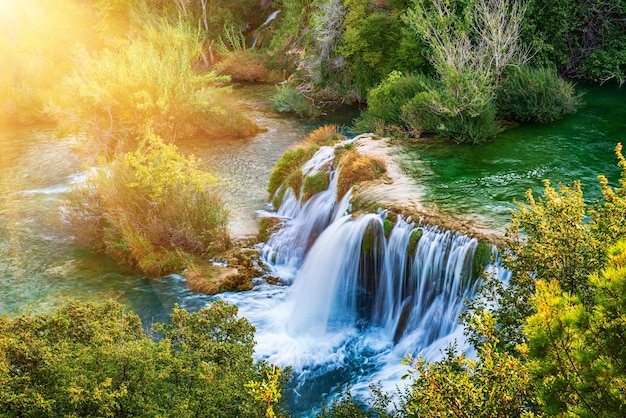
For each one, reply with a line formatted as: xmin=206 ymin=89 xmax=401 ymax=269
xmin=0 ymin=82 xmax=624 ymax=416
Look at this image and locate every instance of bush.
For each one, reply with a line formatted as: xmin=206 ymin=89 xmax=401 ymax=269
xmin=271 ymin=83 xmax=321 ymax=117
xmin=214 ymin=50 xmax=269 ymax=82
xmin=0 ymin=299 xmax=283 ymax=417
xmin=496 ymin=66 xmax=583 ymax=123
xmin=401 ymin=84 xmax=502 ymax=144
xmin=62 ymin=132 xmax=230 ymax=276
xmin=336 ymin=149 xmax=386 ymax=201
xmin=302 ymin=124 xmax=347 ymax=147
xmin=48 ymin=19 xmax=259 ymax=158
xmin=354 ymin=71 xmax=432 ymax=134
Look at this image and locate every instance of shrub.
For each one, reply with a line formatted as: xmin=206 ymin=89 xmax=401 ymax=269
xmin=401 ymin=84 xmax=502 ymax=144
xmin=336 ymin=149 xmax=386 ymax=201
xmin=0 ymin=299 xmax=283 ymax=417
xmin=267 ymin=145 xmax=320 ymax=198
xmin=62 ymin=132 xmax=229 ymax=276
xmin=354 ymin=71 xmax=432 ymax=134
xmin=48 ymin=19 xmax=259 ymax=158
xmin=302 ymin=124 xmax=347 ymax=147
xmin=214 ymin=50 xmax=269 ymax=82
xmin=496 ymin=66 xmax=583 ymax=123
xmin=271 ymin=83 xmax=321 ymax=117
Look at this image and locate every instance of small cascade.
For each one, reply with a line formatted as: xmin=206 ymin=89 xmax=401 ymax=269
xmin=260 ymin=145 xmax=350 ymax=281
xmin=257 ymin=140 xmax=494 ymax=345
xmin=250 ymin=10 xmax=281 ymax=48
xmin=222 ymin=138 xmax=510 ymax=415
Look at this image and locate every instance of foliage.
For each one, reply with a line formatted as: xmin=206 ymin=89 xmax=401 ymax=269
xmin=303 ymin=0 xmax=348 ymax=89
xmin=214 ymin=50 xmax=269 ymax=82
xmin=496 ymin=66 xmax=582 ymax=123
xmin=62 ymin=132 xmax=230 ymax=276
xmin=401 ymin=79 xmax=502 ymax=144
xmin=522 ymin=0 xmax=626 ymax=84
xmin=339 ymin=0 xmax=428 ymax=99
xmin=0 ymin=299 xmax=282 ymax=417
xmin=466 ymin=144 xmax=626 ymax=352
xmin=316 ymin=383 xmax=396 ymax=418
xmin=402 ymin=0 xmax=529 ymax=143
xmin=302 ymin=124 xmax=347 ymax=147
xmin=401 ymin=312 xmax=539 ymax=418
xmin=303 ymin=172 xmax=330 ymax=201
xmin=167 ymin=0 xmax=264 ymax=44
xmin=336 ymin=149 xmax=386 ymax=201
xmin=48 ymin=18 xmax=258 ymax=158
xmin=354 ymin=71 xmax=431 ymax=135
xmin=267 ymin=145 xmax=320 ymax=199
xmin=271 ymin=83 xmax=321 ymax=117
xmin=526 ymin=241 xmax=626 ymax=417
xmin=246 ymin=365 xmax=284 ymax=418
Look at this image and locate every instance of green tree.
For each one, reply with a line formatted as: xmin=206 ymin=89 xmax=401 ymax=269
xmin=0 ymin=299 xmax=283 ymax=417
xmin=526 ymin=241 xmax=626 ymax=417
xmin=401 ymin=312 xmax=539 ymax=418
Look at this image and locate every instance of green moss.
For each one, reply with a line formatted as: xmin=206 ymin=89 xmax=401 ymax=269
xmin=302 ymin=172 xmax=330 ymax=201
xmin=361 ymin=221 xmax=382 ymax=254
xmin=408 ymin=228 xmax=423 ymax=255
xmin=334 ymin=143 xmax=355 ymax=164
xmin=271 ymin=186 xmax=287 ymax=209
xmin=383 ymin=219 xmax=394 ymax=239
xmin=267 ymin=145 xmax=319 ymax=197
xmin=472 ymin=240 xmax=493 ymax=278
xmin=257 ymin=217 xmax=283 ymax=243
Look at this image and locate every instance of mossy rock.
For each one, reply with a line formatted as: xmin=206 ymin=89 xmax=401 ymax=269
xmin=257 ymin=217 xmax=283 ymax=243
xmin=302 ymin=171 xmax=330 ymax=202
xmin=361 ymin=221 xmax=383 ymax=255
xmin=267 ymin=145 xmax=319 ymax=197
xmin=472 ymin=240 xmax=493 ymax=278
xmin=336 ymin=149 xmax=387 ymax=201
xmin=383 ymin=218 xmax=394 ymax=239
xmin=408 ymin=228 xmax=423 ymax=255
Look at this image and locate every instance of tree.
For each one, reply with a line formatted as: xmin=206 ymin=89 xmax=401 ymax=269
xmin=401 ymin=312 xmax=539 ymax=418
xmin=0 ymin=299 xmax=285 ymax=417
xmin=526 ymin=241 xmax=626 ymax=417
xmin=461 ymin=144 xmax=626 ymax=352
xmin=401 ymin=0 xmax=530 ymax=143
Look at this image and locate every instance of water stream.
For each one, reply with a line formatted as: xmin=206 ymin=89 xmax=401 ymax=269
xmin=1 ymin=82 xmax=624 ymax=415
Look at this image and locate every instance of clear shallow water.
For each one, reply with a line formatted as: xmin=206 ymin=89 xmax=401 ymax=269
xmin=398 ymin=83 xmax=626 ymax=229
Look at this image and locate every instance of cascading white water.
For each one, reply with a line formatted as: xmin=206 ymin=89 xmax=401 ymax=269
xmin=218 ymin=140 xmax=509 ymax=416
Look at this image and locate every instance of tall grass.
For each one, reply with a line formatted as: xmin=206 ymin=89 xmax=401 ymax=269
xmin=48 ymin=19 xmax=259 ymax=158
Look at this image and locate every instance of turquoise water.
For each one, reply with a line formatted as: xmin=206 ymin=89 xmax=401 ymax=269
xmin=398 ymin=83 xmax=626 ymax=230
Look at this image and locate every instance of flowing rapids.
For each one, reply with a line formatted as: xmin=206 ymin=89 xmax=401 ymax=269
xmin=218 ymin=142 xmax=510 ymax=416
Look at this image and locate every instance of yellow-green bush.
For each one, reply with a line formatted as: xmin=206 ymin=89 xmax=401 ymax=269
xmin=336 ymin=149 xmax=386 ymax=200
xmin=62 ymin=132 xmax=229 ymax=276
xmin=48 ymin=19 xmax=259 ymax=158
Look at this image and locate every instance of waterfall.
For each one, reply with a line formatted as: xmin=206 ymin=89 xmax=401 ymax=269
xmin=251 ymin=10 xmax=281 ymax=49
xmin=219 ymin=139 xmax=509 ymax=415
